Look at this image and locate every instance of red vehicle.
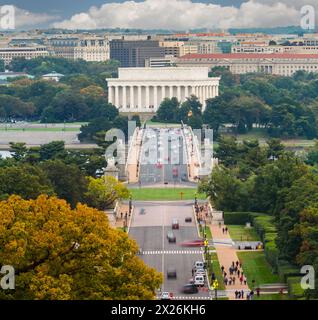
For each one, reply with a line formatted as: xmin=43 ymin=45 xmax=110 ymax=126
xmin=180 ymin=239 xmax=204 ymax=247
xmin=172 ymin=219 xmax=179 ymax=230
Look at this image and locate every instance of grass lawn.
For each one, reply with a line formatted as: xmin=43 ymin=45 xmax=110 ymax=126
xmin=208 ymin=253 xmax=226 ymax=291
xmin=0 ymin=127 xmax=79 ymax=132
xmin=228 ymin=225 xmax=259 ymax=241
xmin=129 ymin=188 xmax=206 ymax=201
xmin=253 ymin=294 xmax=290 ymax=301
xmin=237 ymin=251 xmax=279 ymax=288
xmin=199 ymin=226 xmax=213 ymax=239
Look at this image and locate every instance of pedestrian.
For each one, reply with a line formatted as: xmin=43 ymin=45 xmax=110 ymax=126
xmin=232 ymin=261 xmax=235 ymax=268
xmin=237 ymin=270 xmax=240 ymax=277
xmin=228 ymin=278 xmax=232 ymax=285
xmin=232 ymin=276 xmax=236 ymax=285
xmin=120 ymin=212 xmax=123 ymax=219
xmin=211 ymin=272 xmax=216 ymax=281
xmin=219 ymin=221 xmax=222 ymax=229
xmin=237 ymin=292 xmax=241 ymax=299
xmin=240 ymin=276 xmax=243 ymax=285
xmin=221 ymin=265 xmax=225 ymax=274
xmin=222 ymin=227 xmax=225 ymax=234
xmin=244 ymin=277 xmax=247 ymax=285
xmin=225 ymin=227 xmax=228 ymax=234
xmin=229 ymin=267 xmax=232 ymax=275
xmin=125 ymin=212 xmax=128 ymax=220
xmin=250 ymin=290 xmax=254 ymax=300
xmin=224 ymin=277 xmax=228 ymax=286
xmin=224 ymin=272 xmax=227 ymax=278
xmin=236 ymin=261 xmax=239 ymax=267
xmin=234 ymin=266 xmax=238 ymax=273
xmin=241 ymin=290 xmax=244 ymax=299
xmin=235 ymin=290 xmax=238 ymax=299
xmin=246 ymin=293 xmax=250 ymax=300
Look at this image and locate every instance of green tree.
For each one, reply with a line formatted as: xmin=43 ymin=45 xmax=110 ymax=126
xmin=156 ymin=98 xmax=179 ymax=122
xmin=85 ymin=176 xmax=130 ymax=210
xmin=40 ymin=160 xmax=88 ymax=208
xmin=0 ymin=165 xmax=54 ymax=200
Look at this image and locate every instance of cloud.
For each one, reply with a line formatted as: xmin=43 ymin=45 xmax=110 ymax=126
xmin=12 ymin=6 xmax=59 ymax=29
xmin=52 ymin=0 xmax=304 ymax=30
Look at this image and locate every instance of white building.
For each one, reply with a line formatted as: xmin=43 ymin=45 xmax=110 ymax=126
xmin=177 ymin=53 xmax=318 ymax=76
xmin=42 ymin=71 xmax=64 ymax=82
xmin=106 ymin=67 xmax=220 ymax=113
xmin=74 ymin=38 xmax=110 ymax=62
xmin=0 ymin=45 xmax=48 ymax=65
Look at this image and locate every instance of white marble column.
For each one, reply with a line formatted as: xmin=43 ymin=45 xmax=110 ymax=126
xmin=177 ymin=86 xmax=181 ymax=102
xmin=162 ymin=86 xmax=166 ymax=100
xmin=130 ymin=86 xmax=134 ymax=108
xmin=115 ymin=85 xmax=119 ymax=107
xmin=108 ymin=86 xmax=113 ymax=104
xmin=123 ymin=86 xmax=127 ymax=110
xmin=138 ymin=86 xmax=142 ymax=111
xmin=154 ymin=86 xmax=158 ymax=110
xmin=185 ymin=86 xmax=189 ymax=100
xmin=169 ymin=85 xmax=173 ymax=99
xmin=146 ymin=86 xmax=150 ymax=109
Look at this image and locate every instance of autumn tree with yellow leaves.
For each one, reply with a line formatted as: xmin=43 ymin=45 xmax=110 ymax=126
xmin=0 ymin=195 xmax=162 ymax=300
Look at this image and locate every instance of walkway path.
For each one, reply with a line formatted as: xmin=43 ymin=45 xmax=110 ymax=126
xmin=209 ymin=223 xmax=250 ymax=300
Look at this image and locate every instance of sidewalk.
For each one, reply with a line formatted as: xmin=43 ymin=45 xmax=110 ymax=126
xmin=209 ymin=223 xmax=250 ymax=300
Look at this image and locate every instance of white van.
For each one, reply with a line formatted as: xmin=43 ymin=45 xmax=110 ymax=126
xmin=193 ymin=275 xmax=205 ymax=287
xmin=193 ymin=261 xmax=205 ymax=270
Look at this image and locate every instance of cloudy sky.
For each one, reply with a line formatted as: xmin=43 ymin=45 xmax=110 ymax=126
xmin=2 ymin=0 xmax=317 ymax=30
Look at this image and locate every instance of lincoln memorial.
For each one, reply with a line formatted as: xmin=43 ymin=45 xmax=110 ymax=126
xmin=106 ymin=67 xmax=220 ymax=113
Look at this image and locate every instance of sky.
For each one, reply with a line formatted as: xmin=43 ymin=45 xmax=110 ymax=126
xmin=1 ymin=0 xmax=317 ymax=30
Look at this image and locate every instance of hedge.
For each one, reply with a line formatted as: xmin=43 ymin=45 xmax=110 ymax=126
xmin=224 ymin=212 xmax=266 ymax=225
xmin=287 ymin=277 xmax=305 ymax=298
xmin=277 ymin=260 xmax=301 ymax=282
xmin=253 ymin=216 xmax=277 ymax=242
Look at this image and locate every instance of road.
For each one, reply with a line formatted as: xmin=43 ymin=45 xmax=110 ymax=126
xmin=139 ymin=127 xmax=188 ymax=185
xmin=129 ymin=201 xmax=210 ymax=300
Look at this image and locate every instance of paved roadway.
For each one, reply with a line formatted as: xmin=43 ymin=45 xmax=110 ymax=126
xmin=129 ymin=201 xmax=210 ymax=300
xmin=139 ymin=127 xmax=188 ymax=185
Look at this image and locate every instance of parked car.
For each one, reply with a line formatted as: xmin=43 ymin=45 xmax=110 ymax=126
xmin=167 ymin=230 xmax=176 ymax=243
xmin=193 ymin=261 xmax=205 ymax=269
xmin=161 ymin=292 xmax=173 ymax=300
xmin=172 ymin=219 xmax=179 ymax=229
xmin=185 ymin=217 xmax=192 ymax=223
xmin=182 ymin=284 xmax=199 ymax=294
xmin=193 ymin=275 xmax=205 ymax=287
xmin=167 ymin=268 xmax=177 ymax=279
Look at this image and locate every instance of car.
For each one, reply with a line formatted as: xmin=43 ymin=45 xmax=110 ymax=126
xmin=180 ymin=239 xmax=204 ymax=247
xmin=193 ymin=275 xmax=205 ymax=287
xmin=185 ymin=217 xmax=192 ymax=223
xmin=172 ymin=219 xmax=179 ymax=229
xmin=161 ymin=292 xmax=173 ymax=300
xmin=194 ymin=269 xmax=206 ymax=278
xmin=193 ymin=261 xmax=205 ymax=270
xmin=167 ymin=268 xmax=177 ymax=279
xmin=167 ymin=230 xmax=176 ymax=243
xmin=139 ymin=208 xmax=146 ymax=215
xmin=182 ymin=284 xmax=199 ymax=294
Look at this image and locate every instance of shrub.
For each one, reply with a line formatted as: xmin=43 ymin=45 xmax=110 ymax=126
xmin=264 ymin=241 xmax=279 ymax=272
xmin=287 ymin=277 xmax=305 ymax=298
xmin=277 ymin=260 xmax=301 ymax=283
xmin=224 ymin=212 xmax=265 ymax=225
xmin=253 ymin=216 xmax=277 ymax=241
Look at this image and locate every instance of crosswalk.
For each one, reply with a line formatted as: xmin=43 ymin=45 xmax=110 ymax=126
xmin=171 ymin=296 xmax=211 ymax=300
xmin=142 ymin=250 xmax=207 ymax=255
